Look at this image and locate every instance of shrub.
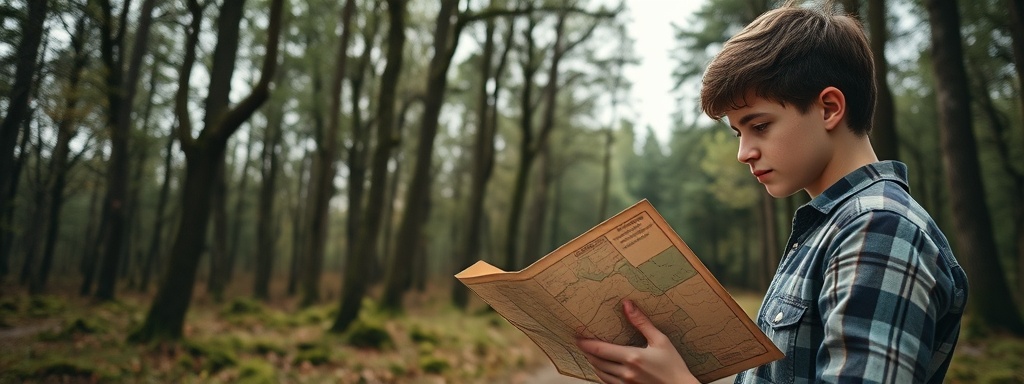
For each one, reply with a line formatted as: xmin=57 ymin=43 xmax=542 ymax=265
xmin=344 ymin=319 xmax=393 ymax=350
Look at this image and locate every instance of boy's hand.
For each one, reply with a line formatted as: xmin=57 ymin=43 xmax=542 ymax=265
xmin=576 ymin=300 xmax=699 ymax=384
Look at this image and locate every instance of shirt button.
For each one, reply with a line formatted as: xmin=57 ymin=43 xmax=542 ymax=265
xmin=774 ymin=312 xmax=784 ymax=323
xmin=790 ymin=243 xmax=799 ymax=251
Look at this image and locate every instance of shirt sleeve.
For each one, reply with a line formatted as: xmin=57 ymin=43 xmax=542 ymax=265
xmin=817 ymin=209 xmax=943 ymax=383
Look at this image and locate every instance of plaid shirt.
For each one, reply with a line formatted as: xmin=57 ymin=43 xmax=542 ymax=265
xmin=735 ymin=161 xmax=968 ymax=384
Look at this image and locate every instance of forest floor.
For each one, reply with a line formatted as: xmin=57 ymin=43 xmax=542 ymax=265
xmin=0 ymin=278 xmax=1021 ymax=383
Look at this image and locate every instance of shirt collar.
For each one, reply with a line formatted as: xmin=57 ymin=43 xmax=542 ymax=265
xmin=806 ymin=160 xmax=910 ymax=215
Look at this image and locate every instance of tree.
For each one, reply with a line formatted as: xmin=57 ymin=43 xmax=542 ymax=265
xmin=452 ymin=14 xmax=514 ymax=308
xmin=130 ymin=0 xmax=284 ymax=342
xmin=1003 ymin=0 xmax=1024 ymax=298
xmin=380 ymin=0 xmax=462 ymax=312
xmin=867 ymin=0 xmax=899 ymax=161
xmin=0 ymin=0 xmax=48 ymax=282
xmin=331 ymin=0 xmax=406 ymax=332
xmin=299 ymin=0 xmax=357 ymax=307
xmin=924 ymin=0 xmax=1024 ymax=335
xmin=92 ymin=0 xmax=158 ymax=301
xmin=31 ymin=14 xmax=92 ymax=294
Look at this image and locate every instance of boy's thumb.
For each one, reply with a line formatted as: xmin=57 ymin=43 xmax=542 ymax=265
xmin=623 ymin=299 xmax=660 ymax=343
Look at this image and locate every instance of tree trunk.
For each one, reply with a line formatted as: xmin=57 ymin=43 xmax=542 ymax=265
xmin=344 ymin=0 xmax=381 ymax=304
xmin=142 ymin=120 xmax=176 ymax=292
xmin=867 ymin=0 xmax=898 ymax=161
xmin=522 ymin=147 xmax=552 ymax=263
xmin=381 ymin=0 xmax=462 ymax=312
xmin=226 ymin=136 xmax=254 ymax=282
xmin=0 ymin=0 xmax=48 ymax=280
xmin=301 ymin=0 xmax=357 ymax=307
xmin=254 ymin=95 xmax=285 ymax=300
xmin=504 ymin=12 xmax=540 ymax=271
xmin=207 ymin=157 xmax=230 ymax=301
xmin=1003 ymin=0 xmax=1024 ymax=302
xmin=453 ymin=16 xmax=512 ymax=308
xmin=287 ymin=152 xmax=310 ymax=296
xmin=95 ymin=0 xmax=157 ymax=301
xmin=130 ymin=0 xmax=283 ymax=342
xmin=925 ymin=0 xmax=1024 ymax=335
xmin=331 ymin=0 xmax=406 ymax=332
xmin=31 ymin=17 xmax=90 ymax=293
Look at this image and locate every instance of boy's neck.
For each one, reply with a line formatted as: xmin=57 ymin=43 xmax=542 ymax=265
xmin=805 ymin=127 xmax=879 ymax=199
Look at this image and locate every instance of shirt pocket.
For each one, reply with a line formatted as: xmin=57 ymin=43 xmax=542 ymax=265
xmin=762 ymin=295 xmax=807 ymax=383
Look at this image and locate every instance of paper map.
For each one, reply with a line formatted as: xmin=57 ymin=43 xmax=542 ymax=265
xmin=455 ymin=200 xmax=782 ymax=383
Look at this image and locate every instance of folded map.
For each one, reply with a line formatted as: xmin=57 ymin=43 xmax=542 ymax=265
xmin=455 ymin=199 xmax=782 ymax=383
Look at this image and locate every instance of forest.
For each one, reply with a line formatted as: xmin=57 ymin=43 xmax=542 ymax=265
xmin=0 ymin=0 xmax=1022 ymax=382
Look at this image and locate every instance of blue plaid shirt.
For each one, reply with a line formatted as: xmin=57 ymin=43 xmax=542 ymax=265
xmin=735 ymin=161 xmax=968 ymax=383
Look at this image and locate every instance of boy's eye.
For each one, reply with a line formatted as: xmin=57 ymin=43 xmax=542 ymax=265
xmin=752 ymin=122 xmax=769 ymax=132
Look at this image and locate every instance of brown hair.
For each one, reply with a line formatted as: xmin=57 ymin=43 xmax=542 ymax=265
xmin=700 ymin=4 xmax=876 ymax=135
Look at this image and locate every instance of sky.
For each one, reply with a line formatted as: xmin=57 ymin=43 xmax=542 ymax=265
xmin=620 ymin=2 xmax=705 ymax=142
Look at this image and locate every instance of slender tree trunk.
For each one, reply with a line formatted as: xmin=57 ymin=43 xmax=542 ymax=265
xmin=287 ymin=152 xmax=310 ymax=296
xmin=255 ymin=98 xmax=285 ymax=300
xmin=31 ymin=16 xmax=90 ymax=294
xmin=925 ymin=0 xmax=1024 ymax=335
xmin=130 ymin=0 xmax=283 ymax=342
xmin=226 ymin=136 xmax=254 ymax=283
xmin=0 ymin=0 xmax=48 ymax=280
xmin=504 ymin=13 xmax=540 ymax=272
xmin=301 ymin=0 xmax=357 ymax=307
xmin=331 ymin=0 xmax=406 ymax=332
xmin=381 ymin=0 xmax=462 ymax=312
xmin=95 ymin=0 xmax=158 ymax=301
xmin=522 ymin=147 xmax=552 ymax=263
xmin=344 ymin=0 xmax=381 ymax=304
xmin=867 ymin=0 xmax=898 ymax=161
xmin=142 ymin=120 xmax=176 ymax=292
xmin=1003 ymin=0 xmax=1024 ymax=301
xmin=453 ymin=16 xmax=511 ymax=308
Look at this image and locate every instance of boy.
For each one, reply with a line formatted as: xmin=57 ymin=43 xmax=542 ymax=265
xmin=577 ymin=4 xmax=968 ymax=384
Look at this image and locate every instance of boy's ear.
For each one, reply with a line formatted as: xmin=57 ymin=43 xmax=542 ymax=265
xmin=819 ymin=87 xmax=845 ymax=131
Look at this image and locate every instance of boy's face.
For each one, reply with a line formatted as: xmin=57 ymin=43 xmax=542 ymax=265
xmin=726 ymin=93 xmax=833 ymax=198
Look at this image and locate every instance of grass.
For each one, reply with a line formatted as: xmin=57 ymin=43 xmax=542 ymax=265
xmin=0 ymin=281 xmax=548 ymax=384
xmin=1 ymin=281 xmax=1021 ymax=383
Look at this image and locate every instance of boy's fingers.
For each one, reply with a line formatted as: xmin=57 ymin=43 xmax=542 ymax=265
xmin=623 ymin=300 xmax=665 ymax=344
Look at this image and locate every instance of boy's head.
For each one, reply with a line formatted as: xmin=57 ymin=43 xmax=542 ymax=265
xmin=700 ymin=4 xmax=875 ymax=135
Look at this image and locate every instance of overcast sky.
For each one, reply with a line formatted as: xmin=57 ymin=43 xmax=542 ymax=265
xmin=621 ymin=1 xmax=704 ymax=142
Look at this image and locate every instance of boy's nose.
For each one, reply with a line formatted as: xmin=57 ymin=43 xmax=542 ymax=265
xmin=737 ymin=139 xmax=759 ymax=163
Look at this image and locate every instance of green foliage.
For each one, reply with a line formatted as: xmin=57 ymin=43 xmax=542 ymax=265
xmin=7 ymin=356 xmax=118 ymax=381
xmin=27 ymin=296 xmax=66 ymax=317
xmin=419 ymin=355 xmax=451 ymax=374
xmin=343 ymin=318 xmax=393 ymax=350
xmin=237 ymin=359 xmax=278 ymax=384
xmin=409 ymin=325 xmax=441 ymax=345
xmin=183 ymin=338 xmax=240 ymax=373
xmin=292 ymin=342 xmax=332 ymax=366
xmin=37 ymin=317 xmax=107 ymax=341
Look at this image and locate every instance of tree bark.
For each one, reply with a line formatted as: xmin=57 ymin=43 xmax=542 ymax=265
xmin=95 ymin=0 xmax=158 ymax=301
xmin=453 ymin=16 xmax=513 ymax=308
xmin=925 ymin=0 xmax=1024 ymax=335
xmin=867 ymin=0 xmax=898 ymax=161
xmin=331 ymin=0 xmax=406 ymax=332
xmin=0 ymin=0 xmax=48 ymax=281
xmin=1003 ymin=0 xmax=1024 ymax=301
xmin=381 ymin=0 xmax=463 ymax=312
xmin=130 ymin=0 xmax=283 ymax=342
xmin=31 ymin=16 xmax=90 ymax=293
xmin=254 ymin=95 xmax=285 ymax=300
xmin=300 ymin=0 xmax=357 ymax=307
